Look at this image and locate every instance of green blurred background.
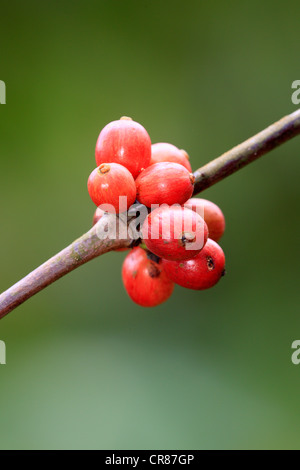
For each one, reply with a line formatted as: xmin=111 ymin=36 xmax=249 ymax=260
xmin=0 ymin=0 xmax=299 ymax=450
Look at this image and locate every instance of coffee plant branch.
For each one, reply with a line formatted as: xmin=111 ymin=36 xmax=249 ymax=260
xmin=0 ymin=109 xmax=299 ymax=319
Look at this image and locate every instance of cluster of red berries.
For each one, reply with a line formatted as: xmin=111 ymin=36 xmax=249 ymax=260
xmin=88 ymin=117 xmax=226 ymax=307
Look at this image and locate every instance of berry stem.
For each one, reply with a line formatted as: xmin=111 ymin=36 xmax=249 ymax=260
xmin=1 ymin=109 xmax=300 ymax=319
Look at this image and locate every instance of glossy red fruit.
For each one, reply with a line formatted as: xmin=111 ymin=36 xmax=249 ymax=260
xmin=151 ymin=143 xmax=192 ymax=172
xmin=87 ymin=163 xmax=136 ymax=213
xmin=162 ymin=238 xmax=225 ymax=290
xmin=95 ymin=117 xmax=151 ymax=179
xmin=142 ymin=206 xmax=208 ymax=261
xmin=184 ymin=198 xmax=225 ymax=242
xmin=136 ymin=162 xmax=195 ymax=207
xmin=122 ymin=247 xmax=174 ymax=307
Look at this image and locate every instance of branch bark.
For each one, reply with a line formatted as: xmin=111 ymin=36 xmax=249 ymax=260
xmin=193 ymin=109 xmax=300 ymax=194
xmin=1 ymin=109 xmax=300 ymax=319
xmin=0 ymin=217 xmax=132 ymax=319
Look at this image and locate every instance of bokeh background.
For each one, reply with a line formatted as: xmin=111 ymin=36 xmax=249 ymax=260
xmin=0 ymin=0 xmax=299 ymax=450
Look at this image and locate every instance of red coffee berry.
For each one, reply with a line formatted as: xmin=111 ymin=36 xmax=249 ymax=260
xmin=95 ymin=117 xmax=151 ymax=179
xmin=151 ymin=143 xmax=192 ymax=172
xmin=142 ymin=206 xmax=208 ymax=261
xmin=122 ymin=247 xmax=174 ymax=307
xmin=162 ymin=238 xmax=225 ymax=290
xmin=184 ymin=198 xmax=225 ymax=242
xmin=136 ymin=162 xmax=195 ymax=207
xmin=87 ymin=163 xmax=136 ymax=213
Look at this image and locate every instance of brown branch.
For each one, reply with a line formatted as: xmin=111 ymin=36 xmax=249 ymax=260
xmin=193 ymin=109 xmax=300 ymax=194
xmin=1 ymin=109 xmax=300 ymax=319
xmin=0 ymin=216 xmax=131 ymax=319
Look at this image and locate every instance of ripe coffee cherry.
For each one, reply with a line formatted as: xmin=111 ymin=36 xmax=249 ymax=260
xmin=122 ymin=247 xmax=174 ymax=307
xmin=184 ymin=198 xmax=225 ymax=242
xmin=87 ymin=163 xmax=136 ymax=213
xmin=162 ymin=238 xmax=225 ymax=290
xmin=151 ymin=143 xmax=192 ymax=172
xmin=142 ymin=206 xmax=208 ymax=261
xmin=95 ymin=117 xmax=151 ymax=179
xmin=136 ymin=162 xmax=195 ymax=207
